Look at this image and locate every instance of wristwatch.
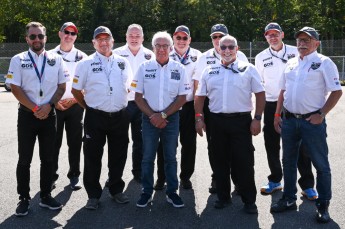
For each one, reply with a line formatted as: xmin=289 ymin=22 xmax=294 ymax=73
xmin=318 ymin=111 xmax=326 ymax=119
xmin=161 ymin=112 xmax=167 ymax=119
xmin=254 ymin=114 xmax=262 ymax=121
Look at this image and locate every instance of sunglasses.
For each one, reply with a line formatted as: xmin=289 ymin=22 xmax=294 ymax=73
xmin=64 ymin=30 xmax=77 ymax=36
xmin=211 ymin=35 xmax=224 ymax=40
xmin=176 ymin=36 xmax=188 ymax=41
xmin=220 ymin=45 xmax=236 ymax=51
xmin=28 ymin=34 xmax=45 ymax=40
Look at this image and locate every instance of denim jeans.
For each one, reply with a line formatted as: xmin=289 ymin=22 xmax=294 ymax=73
xmin=141 ymin=112 xmax=179 ymax=196
xmin=281 ymin=117 xmax=331 ymax=201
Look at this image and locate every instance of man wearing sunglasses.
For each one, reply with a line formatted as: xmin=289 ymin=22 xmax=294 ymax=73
xmin=195 ymin=35 xmax=265 ymax=213
xmin=193 ymin=24 xmax=249 ymax=194
xmin=72 ymin=26 xmax=132 ymax=210
xmin=51 ymin=22 xmax=87 ymax=191
xmin=154 ymin=25 xmax=201 ymax=190
xmin=271 ymin=27 xmax=342 ymax=224
xmin=255 ymin=22 xmax=316 ymax=200
xmin=113 ymin=24 xmax=155 ymax=184
xmin=6 ymin=22 xmax=67 ymax=216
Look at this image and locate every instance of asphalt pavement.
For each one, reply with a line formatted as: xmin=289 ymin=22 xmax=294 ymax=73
xmin=0 ymin=86 xmax=344 ymax=229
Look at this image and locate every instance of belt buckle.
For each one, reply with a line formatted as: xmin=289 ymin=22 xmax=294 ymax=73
xmin=294 ymin=114 xmax=303 ymax=119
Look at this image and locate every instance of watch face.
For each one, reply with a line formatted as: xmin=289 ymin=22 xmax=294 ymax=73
xmin=255 ymin=115 xmax=262 ymax=120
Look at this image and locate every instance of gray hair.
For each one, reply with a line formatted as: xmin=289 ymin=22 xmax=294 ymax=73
xmin=219 ymin=35 xmax=238 ymax=46
xmin=151 ymin=31 xmax=173 ymax=47
xmin=126 ymin=24 xmax=144 ymax=36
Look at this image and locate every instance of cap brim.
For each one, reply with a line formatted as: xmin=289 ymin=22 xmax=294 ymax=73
xmin=210 ymin=31 xmax=226 ymax=36
xmin=294 ymin=31 xmax=317 ymax=40
xmin=65 ymin=26 xmax=78 ymax=33
xmin=173 ymin=31 xmax=189 ymax=36
xmin=264 ymin=29 xmax=281 ymax=35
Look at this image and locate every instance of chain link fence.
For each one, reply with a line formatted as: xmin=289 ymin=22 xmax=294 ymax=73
xmin=1 ymin=40 xmax=344 ymax=80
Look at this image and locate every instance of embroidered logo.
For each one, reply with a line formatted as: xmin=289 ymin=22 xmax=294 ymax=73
xmin=308 ymin=62 xmax=321 ymax=72
xmin=191 ymin=56 xmax=197 ymax=62
xmin=144 ymin=54 xmax=152 ymax=60
xmin=118 ymin=62 xmax=125 ymax=70
xmin=47 ymin=58 xmax=56 ymax=66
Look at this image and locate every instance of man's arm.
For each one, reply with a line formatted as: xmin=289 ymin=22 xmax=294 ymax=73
xmin=72 ymin=88 xmax=87 ymax=109
xmin=250 ymin=91 xmax=265 ymax=136
xmin=194 ymin=95 xmax=206 ymax=136
xmin=306 ymin=90 xmax=343 ymax=124
xmin=10 ymin=84 xmax=36 ymax=110
xmin=274 ymin=90 xmax=285 ymax=134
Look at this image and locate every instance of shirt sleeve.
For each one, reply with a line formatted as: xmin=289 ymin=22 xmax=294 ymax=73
xmin=193 ymin=55 xmax=206 ymax=82
xmin=131 ymin=63 xmax=144 ymax=93
xmin=72 ymin=59 xmax=87 ymax=90
xmin=249 ymin=65 xmax=265 ymax=93
xmin=5 ymin=55 xmax=22 ymax=87
xmin=57 ymin=56 xmax=69 ymax=84
xmin=123 ymin=58 xmax=133 ymax=90
xmin=178 ymin=65 xmax=189 ymax=95
xmin=322 ymin=58 xmax=342 ymax=92
xmin=195 ymin=67 xmax=208 ymax=96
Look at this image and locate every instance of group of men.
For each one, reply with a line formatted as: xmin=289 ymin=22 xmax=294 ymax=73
xmin=6 ymin=21 xmax=342 ymax=224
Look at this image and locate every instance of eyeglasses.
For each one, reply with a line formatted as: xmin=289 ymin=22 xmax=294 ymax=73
xmin=64 ymin=30 xmax=77 ymax=36
xmin=154 ymin=44 xmax=170 ymax=50
xmin=211 ymin=35 xmax=224 ymax=40
xmin=220 ymin=45 xmax=236 ymax=51
xmin=28 ymin=34 xmax=45 ymax=40
xmin=96 ymin=37 xmax=112 ymax=43
xmin=265 ymin=33 xmax=281 ymax=39
xmin=176 ymin=36 xmax=188 ymax=41
xmin=296 ymin=38 xmax=312 ymax=43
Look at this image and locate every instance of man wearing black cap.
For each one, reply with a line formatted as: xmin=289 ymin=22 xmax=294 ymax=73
xmin=155 ymin=25 xmax=202 ymax=190
xmin=72 ymin=26 xmax=133 ymax=210
xmin=255 ymin=22 xmax=316 ymax=199
xmin=51 ymin=22 xmax=87 ymax=191
xmin=271 ymin=27 xmax=342 ymax=224
xmin=193 ymin=24 xmax=249 ymax=194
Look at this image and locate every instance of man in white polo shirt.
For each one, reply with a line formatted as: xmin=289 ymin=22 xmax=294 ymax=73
xmin=51 ymin=22 xmax=87 ymax=191
xmin=255 ymin=22 xmax=316 ymax=199
xmin=113 ymin=24 xmax=154 ymax=183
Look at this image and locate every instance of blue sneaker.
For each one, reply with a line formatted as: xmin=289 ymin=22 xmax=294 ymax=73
xmin=260 ymin=182 xmax=283 ymax=194
xmin=136 ymin=193 xmax=152 ymax=208
xmin=166 ymin=193 xmax=184 ymax=208
xmin=301 ymin=188 xmax=318 ymax=200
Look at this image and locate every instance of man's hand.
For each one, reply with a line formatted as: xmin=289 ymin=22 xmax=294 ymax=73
xmin=274 ymin=116 xmax=282 ymax=134
xmin=306 ymin=113 xmax=324 ymax=125
xmin=250 ymin=119 xmax=261 ymax=136
xmin=149 ymin=113 xmax=168 ymax=129
xmin=195 ymin=119 xmax=206 ymax=137
xmin=34 ymin=104 xmax=52 ymax=120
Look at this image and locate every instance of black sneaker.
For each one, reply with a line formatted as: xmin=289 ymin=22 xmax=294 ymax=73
xmin=136 ymin=193 xmax=152 ymax=208
xmin=214 ymin=199 xmax=231 ymax=209
xmin=153 ymin=179 xmax=165 ymax=190
xmin=270 ymin=197 xmax=297 ymax=213
xmin=166 ymin=193 xmax=184 ymax=208
xmin=39 ymin=195 xmax=63 ymax=210
xmin=209 ymin=180 xmax=216 ymax=194
xmin=180 ymin=179 xmax=192 ymax=189
xmin=316 ymin=200 xmax=331 ymax=223
xmin=243 ymin=203 xmax=258 ymax=214
xmin=70 ymin=177 xmax=82 ymax=191
xmin=15 ymin=198 xmax=30 ymax=217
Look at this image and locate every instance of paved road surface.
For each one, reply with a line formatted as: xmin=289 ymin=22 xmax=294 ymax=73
xmin=0 ymin=87 xmax=344 ymax=229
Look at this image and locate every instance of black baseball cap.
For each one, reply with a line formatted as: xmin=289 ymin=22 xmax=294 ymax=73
xmin=210 ymin=24 xmax=228 ymax=36
xmin=174 ymin=25 xmax=190 ymax=36
xmin=295 ymin=27 xmax=320 ymax=41
xmin=93 ymin=26 xmax=112 ymax=39
xmin=264 ymin=22 xmax=282 ymax=35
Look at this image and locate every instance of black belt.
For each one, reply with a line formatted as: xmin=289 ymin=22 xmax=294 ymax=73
xmin=283 ymin=108 xmax=319 ymax=119
xmin=215 ymin=112 xmax=251 ymax=118
xmin=266 ymin=101 xmax=277 ymax=104
xmin=87 ymin=106 xmax=123 ymax=117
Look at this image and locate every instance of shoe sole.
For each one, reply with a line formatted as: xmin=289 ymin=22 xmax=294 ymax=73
xmin=136 ymin=198 xmax=152 ymax=208
xmin=114 ymin=198 xmax=129 ymax=204
xmin=85 ymin=205 xmax=98 ymax=210
xmin=166 ymin=197 xmax=184 ymax=208
xmin=270 ymin=204 xmax=297 ymax=213
xmin=260 ymin=187 xmax=283 ymax=195
xmin=71 ymin=185 xmax=82 ymax=191
xmin=15 ymin=207 xmax=30 ymax=217
xmin=39 ymin=203 xmax=63 ymax=210
xmin=301 ymin=192 xmax=318 ymax=200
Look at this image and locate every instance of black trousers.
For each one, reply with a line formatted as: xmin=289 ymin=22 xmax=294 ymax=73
xmin=53 ymin=103 xmax=84 ymax=181
xmin=264 ymin=101 xmax=314 ymax=189
xmin=156 ymin=101 xmax=197 ymax=181
xmin=210 ymin=113 xmax=256 ymax=204
xmin=17 ymin=107 xmax=56 ymax=199
xmin=126 ymin=101 xmax=143 ymax=177
xmin=83 ymin=108 xmax=129 ymax=199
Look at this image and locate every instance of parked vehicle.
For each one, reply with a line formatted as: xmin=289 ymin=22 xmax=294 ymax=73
xmin=0 ymin=74 xmax=11 ymax=91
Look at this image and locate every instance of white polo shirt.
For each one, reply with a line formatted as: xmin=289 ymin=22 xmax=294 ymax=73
xmin=6 ymin=49 xmax=68 ymax=105
xmin=255 ymin=44 xmax=298 ymax=101
xmin=196 ymin=60 xmax=264 ymax=113
xmin=113 ymin=44 xmax=155 ymax=101
xmin=170 ymin=47 xmax=202 ymax=102
xmin=51 ymin=45 xmax=88 ymax=100
xmin=73 ymin=51 xmax=132 ymax=112
xmin=281 ymin=51 xmax=342 ymax=114
xmin=131 ymin=59 xmax=189 ymax=112
xmin=193 ymin=48 xmax=249 ymax=82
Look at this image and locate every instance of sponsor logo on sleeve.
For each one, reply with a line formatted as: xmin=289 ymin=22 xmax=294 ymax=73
xmin=73 ymin=77 xmax=79 ymax=83
xmin=6 ymin=74 xmax=13 ymax=79
xmin=131 ymin=82 xmax=137 ymax=88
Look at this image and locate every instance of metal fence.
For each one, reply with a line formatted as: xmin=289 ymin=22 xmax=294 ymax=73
xmin=1 ymin=40 xmax=345 ymax=80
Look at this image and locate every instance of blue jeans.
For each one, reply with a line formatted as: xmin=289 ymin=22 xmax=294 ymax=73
xmin=141 ymin=112 xmax=179 ymax=196
xmin=281 ymin=117 xmax=331 ymax=201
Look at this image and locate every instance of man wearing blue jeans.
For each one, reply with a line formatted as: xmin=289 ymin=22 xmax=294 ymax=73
xmin=131 ymin=31 xmax=188 ymax=208
xmin=271 ymin=27 xmax=342 ymax=223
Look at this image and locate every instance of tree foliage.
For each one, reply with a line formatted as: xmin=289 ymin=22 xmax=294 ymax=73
xmin=0 ymin=0 xmax=344 ymax=43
